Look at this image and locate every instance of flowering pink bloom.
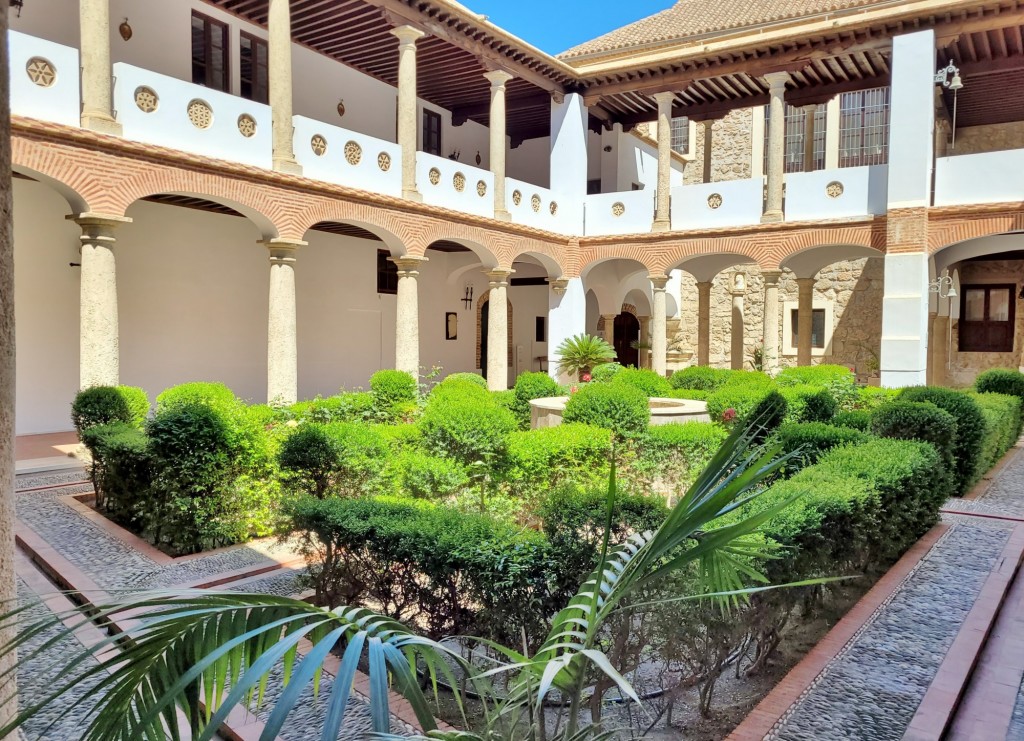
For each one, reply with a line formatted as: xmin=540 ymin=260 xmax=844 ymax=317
xmin=723 ymin=407 xmax=737 ymax=422
xmin=581 ymin=372 xmax=592 ymax=382
xmin=571 ymin=386 xmax=578 ymax=394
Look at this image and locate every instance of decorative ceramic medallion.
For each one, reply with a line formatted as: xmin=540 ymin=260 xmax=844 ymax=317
xmin=377 ymin=152 xmax=391 ymax=171
xmin=428 ymin=167 xmax=441 ymax=185
xmin=531 ymin=194 xmax=541 ymax=212
xmin=187 ymin=99 xmax=213 ymax=129
xmin=612 ymin=202 xmax=625 ymax=217
xmin=237 ymin=114 xmax=257 ymax=138
xmin=549 ymin=202 xmax=558 ymax=215
xmin=707 ymin=193 xmax=723 ymax=209
xmin=344 ymin=140 xmax=362 ymax=166
xmin=826 ymin=181 xmax=844 ymax=198
xmin=453 ymin=172 xmax=466 ymax=192
xmin=310 ymin=134 xmax=328 ymax=156
xmin=26 ymin=57 xmax=55 ymax=87
xmin=512 ymin=190 xmax=522 ymax=206
xmin=134 ymin=86 xmax=158 ymax=113
xmin=476 ymin=180 xmax=487 ymax=197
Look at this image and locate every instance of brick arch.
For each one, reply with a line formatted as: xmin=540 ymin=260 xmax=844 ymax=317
xmin=929 ymin=208 xmax=1024 ymax=254
xmin=290 ymin=199 xmax=423 ymax=252
xmin=475 ymin=289 xmax=514 ymax=371
xmin=12 ymin=137 xmax=97 ymax=213
xmin=507 ymin=245 xmax=569 ymax=278
xmin=596 ymin=303 xmax=639 ymax=334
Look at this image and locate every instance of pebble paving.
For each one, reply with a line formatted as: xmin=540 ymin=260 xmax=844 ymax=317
xmin=13 ymin=472 xmax=412 ymax=739
xmin=769 ymin=516 xmax=1014 ymax=741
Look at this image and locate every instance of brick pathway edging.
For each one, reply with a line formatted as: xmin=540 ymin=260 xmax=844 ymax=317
xmin=725 ymin=523 xmax=950 ymax=741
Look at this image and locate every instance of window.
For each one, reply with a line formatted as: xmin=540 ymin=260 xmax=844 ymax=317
xmin=191 ymin=11 xmax=229 ymax=92
xmin=763 ymin=103 xmax=826 ymax=173
xmin=535 ymin=317 xmax=546 ymax=343
xmin=839 ymin=87 xmax=890 ymax=167
xmin=240 ymin=32 xmax=268 ymax=104
xmin=422 ymin=109 xmax=442 ymax=156
xmin=586 ymin=179 xmax=602 ymax=195
xmin=377 ymin=250 xmax=398 ymax=295
xmin=791 ymin=308 xmax=826 ymax=349
xmin=670 ymin=116 xmax=689 ymax=155
xmin=959 ymin=284 xmax=1015 ymax=352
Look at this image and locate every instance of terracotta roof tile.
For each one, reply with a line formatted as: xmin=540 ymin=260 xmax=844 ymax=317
xmin=559 ymin=0 xmax=893 ymax=60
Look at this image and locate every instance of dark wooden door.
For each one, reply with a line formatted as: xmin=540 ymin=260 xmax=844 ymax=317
xmin=614 ymin=313 xmax=640 ymax=368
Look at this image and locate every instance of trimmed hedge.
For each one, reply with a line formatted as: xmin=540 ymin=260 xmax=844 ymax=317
xmin=669 ymin=366 xmax=734 ymax=391
xmin=389 ymin=449 xmax=469 ymax=499
xmin=778 ymin=422 xmax=867 ymax=469
xmin=613 ymin=368 xmax=672 ymax=397
xmin=288 ymin=393 xmax=376 ymax=424
xmin=562 ymin=382 xmax=649 ymax=438
xmin=511 ymin=372 xmax=561 ymax=428
xmin=420 ymin=383 xmax=517 ymax=464
xmin=81 ymin=422 xmax=152 ymax=528
xmin=778 ymin=384 xmax=837 ymax=423
xmin=975 ymin=368 xmax=1024 ymax=401
xmin=854 ymin=385 xmax=899 ymax=410
xmin=900 ymin=387 xmax=986 ymax=494
xmin=503 ymin=424 xmax=610 ymax=496
xmin=871 ymin=400 xmax=957 ymax=498
xmin=443 ymin=372 xmax=487 ymax=388
xmin=590 ymin=362 xmax=625 ymax=383
xmin=832 ymin=410 xmax=872 ymax=432
xmin=370 ymin=369 xmax=418 ymax=407
xmin=278 ymin=422 xmax=390 ymax=498
xmin=969 ymin=391 xmax=1023 ymax=473
xmin=71 ymin=385 xmax=150 ymax=434
xmin=627 ymin=422 xmax=728 ymax=495
xmin=668 ymin=388 xmax=710 ymax=401
xmin=775 ymin=364 xmax=855 ymax=388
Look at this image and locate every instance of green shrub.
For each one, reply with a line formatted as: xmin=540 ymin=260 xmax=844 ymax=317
xmin=156 ymin=381 xmax=240 ymax=416
xmin=278 ymin=424 xmax=342 ymax=498
xmin=613 ymin=368 xmax=672 ymax=397
xmin=287 ymin=495 xmax=555 ymax=644
xmin=854 ymin=385 xmax=899 ymax=410
xmin=590 ymin=362 xmax=624 ymax=383
xmin=723 ymin=370 xmax=774 ymax=389
xmin=706 ymin=384 xmax=774 ymax=424
xmin=562 ymin=382 xmax=649 ymax=438
xmin=390 ymin=449 xmax=469 ymax=499
xmin=969 ymin=392 xmax=1023 ymax=473
xmin=871 ymin=400 xmax=957 ymax=497
xmin=775 ymin=364 xmax=855 ymax=387
xmin=778 ymin=422 xmax=867 ymax=469
xmin=511 ymin=372 xmax=561 ymax=428
xmin=779 ymin=384 xmax=837 ymax=423
xmin=901 ymin=387 xmax=986 ymax=494
xmin=503 ymin=424 xmax=611 ymax=496
xmin=80 ymin=422 xmax=153 ymax=528
xmin=669 ymin=366 xmax=734 ymax=392
xmin=375 ymin=422 xmax=423 ymax=449
xmin=975 ymin=368 xmax=1024 ymax=401
xmin=443 ymin=372 xmax=487 ymax=388
xmin=747 ymin=391 xmax=789 ymax=443
xmin=668 ymin=388 xmax=710 ymax=401
xmin=117 ymin=386 xmax=150 ymax=427
xmin=369 ymin=370 xmax=418 ymax=418
xmin=627 ymin=422 xmax=728 ymax=495
xmin=420 ymin=387 xmax=517 ymax=464
xmin=294 ymin=393 xmax=376 ymax=423
xmin=71 ymin=386 xmax=132 ymax=434
xmin=833 ymin=410 xmax=873 ymax=432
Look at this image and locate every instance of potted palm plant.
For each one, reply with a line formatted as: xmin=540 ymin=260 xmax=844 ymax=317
xmin=555 ymin=334 xmax=616 ymax=381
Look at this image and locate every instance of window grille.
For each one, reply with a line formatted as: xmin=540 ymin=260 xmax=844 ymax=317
xmin=838 ymin=87 xmax=891 ymax=167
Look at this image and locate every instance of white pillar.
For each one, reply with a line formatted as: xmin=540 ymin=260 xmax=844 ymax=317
xmin=796 ymin=277 xmax=815 ymax=366
xmin=762 ymin=270 xmax=782 ymax=374
xmin=696 ymin=281 xmax=712 ymax=366
xmin=486 ymin=269 xmax=513 ymax=391
xmin=881 ymin=253 xmax=930 ymax=388
xmin=651 ymin=274 xmax=669 ymax=376
xmin=824 ymin=96 xmax=841 ymax=169
xmin=762 ymin=72 xmax=790 ymax=223
xmin=888 ymin=30 xmax=936 ymax=209
xmin=268 ymin=0 xmax=301 ymax=174
xmin=485 ymin=69 xmax=514 ymax=220
xmin=265 ymin=240 xmax=302 ymax=404
xmin=653 ymin=92 xmax=674 ymax=231
xmin=71 ymin=214 xmax=131 ymax=389
xmin=392 ymin=256 xmax=427 ymax=377
xmin=550 ymin=93 xmax=587 ymax=232
xmin=79 ymin=0 xmax=121 ymax=134
xmin=392 ymin=26 xmax=426 ymax=201
xmin=730 ymin=284 xmax=745 ymax=370
xmin=548 ymin=277 xmax=586 ymax=382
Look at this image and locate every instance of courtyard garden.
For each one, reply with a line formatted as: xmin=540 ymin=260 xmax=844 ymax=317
xmin=8 ymin=355 xmax=1024 ymax=739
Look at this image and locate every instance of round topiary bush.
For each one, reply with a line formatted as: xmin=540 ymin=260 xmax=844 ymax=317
xmin=71 ymin=386 xmax=136 ymax=434
xmin=393 ymin=449 xmax=470 ymax=498
xmin=900 ymin=386 xmax=986 ymax=494
xmin=871 ymin=400 xmax=958 ymax=499
xmin=443 ymin=372 xmax=488 ymax=388
xmin=370 ymin=369 xmax=418 ymax=409
xmin=420 ymin=390 xmax=517 ymax=464
xmin=278 ymin=423 xmax=342 ymax=498
xmin=156 ymin=382 xmax=241 ymax=416
xmin=613 ymin=368 xmax=672 ymax=397
xmin=833 ymin=409 xmax=872 ymax=432
xmin=117 ymin=386 xmax=150 ymax=427
xmin=562 ymin=382 xmax=649 ymax=438
xmin=511 ymin=372 xmax=561 ymax=428
xmin=976 ymin=369 xmax=1024 ymax=402
xmin=590 ymin=362 xmax=625 ymax=383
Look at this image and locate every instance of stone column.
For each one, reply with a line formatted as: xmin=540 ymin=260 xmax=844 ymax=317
xmin=652 ymin=92 xmax=674 ymax=231
xmin=265 ymin=240 xmax=303 ymax=404
xmin=651 ymin=274 xmax=669 ymax=376
xmin=601 ymin=314 xmax=617 ymax=346
xmin=638 ymin=315 xmax=651 ymax=368
xmin=802 ymin=105 xmax=817 ymax=173
xmin=392 ymin=26 xmax=426 ymax=201
xmin=485 ymin=69 xmax=514 ymax=220
xmin=696 ymin=281 xmax=712 ymax=366
xmin=486 ymin=269 xmax=513 ymax=391
xmin=70 ymin=213 xmax=131 ymax=389
xmin=730 ymin=283 xmax=745 ymax=370
xmin=702 ymin=120 xmax=714 ymax=184
xmin=762 ymin=72 xmax=790 ymax=223
xmin=268 ymin=0 xmax=301 ymax=174
xmin=391 ymin=256 xmax=427 ymax=377
xmin=796 ymin=277 xmax=816 ymax=366
xmin=761 ymin=269 xmax=782 ymax=374
xmin=79 ymin=0 xmax=121 ymax=134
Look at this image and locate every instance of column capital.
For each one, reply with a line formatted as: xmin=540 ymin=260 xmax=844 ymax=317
xmin=550 ymin=91 xmax=565 ymax=105
xmin=485 ymin=268 xmax=514 ymax=287
xmin=391 ymin=24 xmax=426 ymax=46
xmin=652 ymin=91 xmax=676 ymax=106
xmin=649 ymin=274 xmax=670 ymax=290
xmin=696 ymin=280 xmax=714 ymax=292
xmin=68 ymin=212 xmax=132 ymax=229
xmin=761 ymin=269 xmax=783 ymax=286
xmin=262 ymin=238 xmax=305 ymax=262
xmin=389 ymin=255 xmax=429 ymax=276
xmin=795 ymin=276 xmax=817 ymax=288
xmin=484 ymin=69 xmax=514 ymax=88
xmin=763 ymin=71 xmax=791 ymax=91
xmin=549 ymin=278 xmax=569 ymax=294
xmin=600 ymin=313 xmax=619 ymax=321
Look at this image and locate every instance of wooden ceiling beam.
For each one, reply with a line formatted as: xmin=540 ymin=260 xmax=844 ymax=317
xmin=451 ymin=92 xmax=552 ymax=125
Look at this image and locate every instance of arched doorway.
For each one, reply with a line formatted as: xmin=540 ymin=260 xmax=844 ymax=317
xmin=614 ymin=313 xmax=640 ymax=368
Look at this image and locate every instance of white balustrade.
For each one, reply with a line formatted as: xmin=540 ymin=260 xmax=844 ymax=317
xmin=416 ymin=152 xmax=494 ymax=218
xmin=584 ymin=190 xmax=655 ymax=236
xmin=9 ymin=30 xmax=80 ymax=127
xmin=671 ymin=179 xmax=764 ymax=230
xmin=505 ymin=177 xmax=581 ymax=234
xmin=113 ymin=63 xmax=272 ymax=169
xmin=786 ymin=165 xmax=888 ymax=220
xmin=934 ymin=150 xmax=1024 ymax=207
xmin=293 ymin=116 xmax=401 ymax=197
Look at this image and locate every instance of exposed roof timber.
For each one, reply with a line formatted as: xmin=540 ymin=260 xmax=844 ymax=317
xmin=958 ymin=53 xmax=1024 ymax=75
xmin=451 ymin=92 xmax=552 ymax=125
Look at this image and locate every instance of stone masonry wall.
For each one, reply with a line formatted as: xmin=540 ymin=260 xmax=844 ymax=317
xmin=684 ymin=108 xmax=755 ymax=185
xmin=951 ymin=122 xmax=1024 ymax=156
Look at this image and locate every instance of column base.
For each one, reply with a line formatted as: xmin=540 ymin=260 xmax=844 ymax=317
xmin=651 ymin=218 xmax=671 ymax=232
xmin=273 ymin=157 xmax=303 ymax=176
xmin=80 ymin=114 xmax=122 ymax=136
xmin=402 ymin=189 xmax=423 ymax=202
xmin=494 ymin=209 xmax=511 ymax=222
xmin=760 ymin=210 xmax=784 ymax=224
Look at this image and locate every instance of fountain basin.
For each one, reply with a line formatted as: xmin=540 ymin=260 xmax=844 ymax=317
xmin=529 ymin=396 xmax=710 ymax=430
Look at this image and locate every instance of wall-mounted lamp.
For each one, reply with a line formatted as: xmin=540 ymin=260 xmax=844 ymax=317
xmin=9 ymin=0 xmax=23 ymax=18
xmin=935 ymin=61 xmax=964 ymax=149
xmin=119 ymin=18 xmax=133 ymax=41
xmin=929 ymin=269 xmax=957 ymax=300
xmin=461 ymin=283 xmax=474 ymax=309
